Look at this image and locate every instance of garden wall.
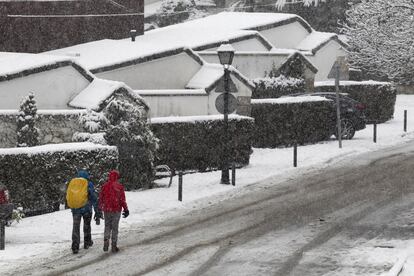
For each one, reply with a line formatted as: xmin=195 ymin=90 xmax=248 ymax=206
xmin=0 ymin=110 xmax=84 ymax=148
xmin=251 ymin=96 xmax=336 ymax=148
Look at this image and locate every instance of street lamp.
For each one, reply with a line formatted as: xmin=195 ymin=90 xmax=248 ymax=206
xmin=217 ymin=44 xmax=235 ymax=184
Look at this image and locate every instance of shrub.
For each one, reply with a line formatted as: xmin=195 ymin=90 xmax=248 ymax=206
xmin=0 ymin=143 xmax=118 ymax=215
xmin=252 ymin=75 xmax=305 ymax=99
xmin=16 ymin=93 xmax=39 ymax=147
xmin=315 ymin=81 xmax=397 ymax=123
xmin=150 ymin=115 xmax=254 ymax=172
xmin=251 ymin=97 xmax=336 ymax=148
xmin=105 ymin=100 xmax=159 ymax=190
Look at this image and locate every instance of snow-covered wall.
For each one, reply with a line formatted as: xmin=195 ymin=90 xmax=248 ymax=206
xmin=199 ymin=52 xmax=287 ymax=79
xmin=96 ymin=52 xmax=202 ymax=90
xmin=140 ymin=90 xmax=209 ymax=117
xmin=137 ymin=73 xmax=252 ymax=117
xmin=259 ymin=22 xmax=310 ymax=49
xmin=0 ymin=110 xmax=84 ymax=148
xmin=0 ymin=66 xmax=90 ymax=109
xmin=306 ymin=40 xmax=348 ymax=81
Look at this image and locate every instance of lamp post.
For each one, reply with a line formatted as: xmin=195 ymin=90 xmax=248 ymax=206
xmin=217 ymin=44 xmax=235 ymax=184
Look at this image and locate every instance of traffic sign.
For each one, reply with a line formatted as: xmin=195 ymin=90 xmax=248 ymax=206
xmin=327 ymin=56 xmax=349 ymax=80
xmin=215 ymin=77 xmax=238 ymax=93
xmin=215 ymin=94 xmax=237 ymax=114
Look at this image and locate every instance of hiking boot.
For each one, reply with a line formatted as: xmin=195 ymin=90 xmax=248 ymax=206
xmin=111 ymin=245 xmax=119 ymax=253
xmin=84 ymin=240 xmax=93 ymax=249
xmin=72 ymin=248 xmax=79 ymax=254
xmin=103 ymin=240 xmax=109 ymax=252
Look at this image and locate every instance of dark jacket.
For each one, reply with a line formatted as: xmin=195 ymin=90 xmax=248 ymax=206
xmin=71 ymin=170 xmax=98 ymax=215
xmin=99 ymin=170 xmax=128 ymax=213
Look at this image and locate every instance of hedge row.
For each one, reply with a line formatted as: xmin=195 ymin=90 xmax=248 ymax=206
xmin=315 ymin=81 xmax=396 ymax=123
xmin=0 ymin=143 xmax=118 ymax=215
xmin=150 ymin=115 xmax=254 ymax=172
xmin=252 ymin=76 xmax=305 ymax=99
xmin=251 ymin=98 xmax=336 ymax=148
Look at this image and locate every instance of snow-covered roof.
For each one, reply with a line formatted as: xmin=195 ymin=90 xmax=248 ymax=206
xmin=46 ymin=28 xmax=263 ymax=72
xmin=0 ymin=52 xmax=94 ymax=83
xmin=186 ymin=64 xmax=224 ymax=90
xmin=296 ymin=32 xmax=349 ymax=54
xmin=161 ymin=12 xmax=311 ymax=33
xmin=69 ymin=78 xmax=148 ymax=111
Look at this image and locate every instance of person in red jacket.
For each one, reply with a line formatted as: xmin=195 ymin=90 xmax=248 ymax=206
xmin=98 ymin=170 xmax=129 ymax=253
xmin=0 ymin=182 xmax=9 ymax=205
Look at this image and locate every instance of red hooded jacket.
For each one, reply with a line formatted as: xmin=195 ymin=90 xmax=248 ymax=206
xmin=99 ymin=170 xmax=128 ymax=213
xmin=0 ymin=184 xmax=9 ymax=205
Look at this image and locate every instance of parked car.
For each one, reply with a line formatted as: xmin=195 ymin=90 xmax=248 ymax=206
xmin=285 ymin=92 xmax=367 ymax=140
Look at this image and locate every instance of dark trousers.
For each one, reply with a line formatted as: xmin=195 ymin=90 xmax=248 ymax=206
xmin=72 ymin=212 xmax=92 ymax=250
xmin=104 ymin=212 xmax=121 ymax=246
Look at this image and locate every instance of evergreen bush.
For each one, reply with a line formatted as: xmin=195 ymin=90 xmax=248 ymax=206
xmin=315 ymin=81 xmax=397 ymax=123
xmin=251 ymin=98 xmax=336 ymax=148
xmin=0 ymin=144 xmax=118 ymax=216
xmin=150 ymin=116 xmax=254 ymax=172
xmin=16 ymin=93 xmax=39 ymax=147
xmin=104 ymin=100 xmax=159 ymax=190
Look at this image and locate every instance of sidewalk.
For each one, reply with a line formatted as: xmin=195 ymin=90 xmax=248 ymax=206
xmin=1 ymin=95 xmax=414 ymax=275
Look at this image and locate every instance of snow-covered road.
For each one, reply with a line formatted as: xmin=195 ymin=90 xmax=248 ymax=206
xmin=2 ymin=95 xmax=414 ymax=275
xmin=13 ymin=139 xmax=414 ymax=275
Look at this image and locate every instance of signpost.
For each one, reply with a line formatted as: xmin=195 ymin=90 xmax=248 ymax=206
xmin=328 ymin=56 xmax=349 ymax=149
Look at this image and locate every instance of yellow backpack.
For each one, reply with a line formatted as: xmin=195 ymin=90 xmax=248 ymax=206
xmin=66 ymin=178 xmax=89 ymax=209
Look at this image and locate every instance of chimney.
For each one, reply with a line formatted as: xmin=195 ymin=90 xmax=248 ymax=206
xmin=130 ymin=29 xmax=137 ymax=42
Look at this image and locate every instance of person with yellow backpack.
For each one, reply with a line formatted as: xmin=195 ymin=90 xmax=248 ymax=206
xmin=66 ymin=169 xmax=101 ymax=254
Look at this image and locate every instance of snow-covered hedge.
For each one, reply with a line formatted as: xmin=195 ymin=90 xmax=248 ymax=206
xmin=252 ymin=76 xmax=305 ymax=99
xmin=315 ymin=81 xmax=397 ymax=123
xmin=150 ymin=115 xmax=254 ymax=172
xmin=0 ymin=143 xmax=118 ymax=216
xmin=251 ymin=97 xmax=336 ymax=148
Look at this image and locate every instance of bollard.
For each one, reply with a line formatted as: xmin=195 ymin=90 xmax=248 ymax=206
xmin=231 ymin=163 xmax=236 ymax=186
xmin=293 ymin=144 xmax=298 ymax=167
xmin=373 ymin=123 xmax=377 ymax=143
xmin=0 ymin=220 xmax=5 ymax=250
xmin=404 ymin=110 xmax=407 ymax=132
xmin=178 ymin=172 xmax=183 ymax=202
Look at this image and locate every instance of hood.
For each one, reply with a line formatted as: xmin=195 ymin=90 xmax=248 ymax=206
xmin=77 ymin=170 xmax=89 ymax=180
xmin=108 ymin=170 xmax=119 ymax=182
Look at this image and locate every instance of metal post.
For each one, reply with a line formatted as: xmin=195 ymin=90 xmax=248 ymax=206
xmin=404 ymin=110 xmax=407 ymax=132
xmin=335 ymin=64 xmax=342 ymax=149
xmin=293 ymin=144 xmax=298 ymax=167
xmin=373 ymin=123 xmax=377 ymax=143
xmin=221 ymin=66 xmax=230 ymax=184
xmin=231 ymin=163 xmax=236 ymax=186
xmin=178 ymin=172 xmax=183 ymax=202
xmin=0 ymin=220 xmax=5 ymax=250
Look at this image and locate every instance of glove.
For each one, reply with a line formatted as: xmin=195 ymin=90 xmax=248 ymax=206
xmin=94 ymin=211 xmax=102 ymax=220
xmin=122 ymin=210 xmax=129 ymax=218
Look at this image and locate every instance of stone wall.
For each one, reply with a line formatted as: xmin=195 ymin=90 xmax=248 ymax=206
xmin=0 ymin=110 xmax=84 ymax=148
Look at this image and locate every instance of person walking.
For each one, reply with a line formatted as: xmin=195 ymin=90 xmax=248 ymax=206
xmin=66 ymin=170 xmax=101 ymax=254
xmin=98 ymin=170 xmax=129 ymax=253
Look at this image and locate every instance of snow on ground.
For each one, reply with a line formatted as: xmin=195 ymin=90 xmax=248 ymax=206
xmin=2 ymin=95 xmax=414 ymax=274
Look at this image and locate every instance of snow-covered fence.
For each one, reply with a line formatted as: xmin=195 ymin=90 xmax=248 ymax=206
xmin=251 ymin=96 xmax=336 ymax=148
xmin=0 ymin=143 xmax=118 ymax=216
xmin=0 ymin=110 xmax=84 ymax=148
xmin=315 ymin=80 xmax=397 ymax=123
xmin=150 ymin=115 xmax=254 ymax=172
